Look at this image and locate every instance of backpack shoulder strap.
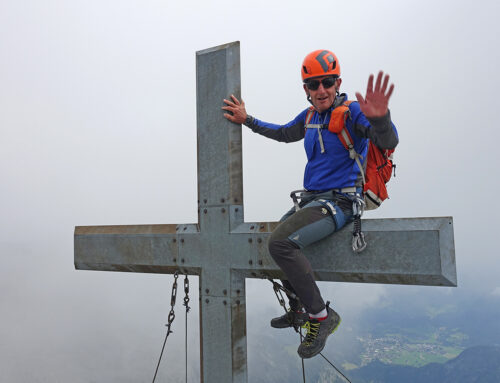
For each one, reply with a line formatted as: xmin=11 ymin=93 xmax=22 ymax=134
xmin=331 ymin=101 xmax=366 ymax=184
xmin=304 ymin=106 xmax=315 ymax=127
xmin=329 ymin=100 xmax=355 ymax=149
xmin=328 ymin=100 xmax=353 ymax=133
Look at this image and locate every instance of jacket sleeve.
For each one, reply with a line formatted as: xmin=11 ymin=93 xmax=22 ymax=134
xmin=243 ymin=109 xmax=307 ymax=143
xmin=350 ymin=102 xmax=399 ymax=150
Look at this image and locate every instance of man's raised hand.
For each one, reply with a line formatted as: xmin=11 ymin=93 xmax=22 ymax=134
xmin=222 ymin=94 xmax=247 ymax=124
xmin=355 ymin=71 xmax=394 ymax=118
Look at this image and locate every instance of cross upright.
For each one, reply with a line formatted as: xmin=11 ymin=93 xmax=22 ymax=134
xmin=74 ymin=41 xmax=456 ymax=383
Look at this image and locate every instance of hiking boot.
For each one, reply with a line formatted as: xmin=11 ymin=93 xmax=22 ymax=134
xmin=297 ymin=305 xmax=341 ymax=359
xmin=270 ymin=310 xmax=309 ymax=329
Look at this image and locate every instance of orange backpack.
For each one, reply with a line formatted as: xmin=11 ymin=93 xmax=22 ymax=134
xmin=305 ymin=101 xmax=395 ymax=210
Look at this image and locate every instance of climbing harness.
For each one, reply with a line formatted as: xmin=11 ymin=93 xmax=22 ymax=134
xmin=290 ymin=190 xmax=305 ymax=212
xmin=289 ymin=188 xmax=367 ymax=253
xmin=268 ymin=279 xmax=352 ymax=383
xmin=152 ymin=272 xmax=191 ymax=383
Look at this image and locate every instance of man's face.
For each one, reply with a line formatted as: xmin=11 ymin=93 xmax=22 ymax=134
xmin=303 ymin=76 xmax=341 ymax=113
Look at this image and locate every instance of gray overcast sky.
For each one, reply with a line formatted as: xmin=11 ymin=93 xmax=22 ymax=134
xmin=1 ymin=0 xmax=499 ymax=381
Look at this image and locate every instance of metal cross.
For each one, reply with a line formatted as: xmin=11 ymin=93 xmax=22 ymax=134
xmin=74 ymin=41 xmax=456 ymax=383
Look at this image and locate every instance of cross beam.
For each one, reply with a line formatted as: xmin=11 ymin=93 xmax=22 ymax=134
xmin=74 ymin=41 xmax=456 ymax=383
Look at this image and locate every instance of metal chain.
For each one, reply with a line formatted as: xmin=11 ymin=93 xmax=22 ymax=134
xmin=152 ymin=271 xmax=179 ymax=383
xmin=270 ymin=279 xmax=289 ymax=313
xmin=268 ymin=279 xmax=352 ymax=383
xmin=269 ymin=279 xmax=304 ymax=333
xmin=183 ymin=275 xmax=190 ymax=383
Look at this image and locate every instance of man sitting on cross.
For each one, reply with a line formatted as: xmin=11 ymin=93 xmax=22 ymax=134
xmin=222 ymin=49 xmax=398 ymax=359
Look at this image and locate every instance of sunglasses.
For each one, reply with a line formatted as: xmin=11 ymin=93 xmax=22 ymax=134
xmin=305 ymin=77 xmax=337 ymax=91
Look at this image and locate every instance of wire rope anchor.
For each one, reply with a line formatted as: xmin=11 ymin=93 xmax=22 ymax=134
xmin=152 ymin=271 xmax=180 ymax=383
xmin=166 ymin=272 xmax=179 ymax=334
xmin=183 ymin=275 xmax=190 ymax=312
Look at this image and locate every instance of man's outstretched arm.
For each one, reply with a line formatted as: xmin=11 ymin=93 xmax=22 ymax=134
xmin=222 ymin=95 xmax=306 ymax=143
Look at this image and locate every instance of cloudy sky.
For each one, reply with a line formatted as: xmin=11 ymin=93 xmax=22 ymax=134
xmin=1 ymin=0 xmax=499 ymax=381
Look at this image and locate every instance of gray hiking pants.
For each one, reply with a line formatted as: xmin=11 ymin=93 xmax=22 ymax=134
xmin=268 ymin=190 xmax=354 ymax=315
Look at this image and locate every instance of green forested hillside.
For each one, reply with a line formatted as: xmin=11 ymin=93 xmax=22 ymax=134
xmin=349 ymin=345 xmax=500 ymax=383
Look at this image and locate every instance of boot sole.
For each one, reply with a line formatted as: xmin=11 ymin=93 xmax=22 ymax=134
xmin=270 ymin=321 xmax=308 ymax=329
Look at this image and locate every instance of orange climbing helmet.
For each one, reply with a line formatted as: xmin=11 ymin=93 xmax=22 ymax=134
xmin=301 ymin=50 xmax=341 ymax=82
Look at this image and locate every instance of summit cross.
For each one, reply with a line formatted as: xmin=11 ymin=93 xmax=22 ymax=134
xmin=74 ymin=41 xmax=456 ymax=383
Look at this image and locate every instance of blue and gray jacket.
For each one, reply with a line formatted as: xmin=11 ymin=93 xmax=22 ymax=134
xmin=244 ymin=94 xmax=399 ymax=192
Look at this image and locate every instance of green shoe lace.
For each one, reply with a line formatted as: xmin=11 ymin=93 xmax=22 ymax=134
xmin=302 ymin=321 xmax=320 ymax=346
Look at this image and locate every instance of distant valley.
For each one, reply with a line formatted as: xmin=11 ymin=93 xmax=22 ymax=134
xmin=248 ymin=287 xmax=500 ymax=382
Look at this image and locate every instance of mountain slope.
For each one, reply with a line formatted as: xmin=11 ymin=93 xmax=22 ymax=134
xmin=349 ymin=345 xmax=500 ymax=383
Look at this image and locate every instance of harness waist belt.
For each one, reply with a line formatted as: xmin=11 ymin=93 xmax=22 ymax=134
xmin=306 ymin=187 xmax=358 ymax=194
xmin=332 ymin=187 xmax=357 ymax=194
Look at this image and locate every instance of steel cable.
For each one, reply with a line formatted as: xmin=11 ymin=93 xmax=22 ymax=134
xmin=300 ymin=327 xmax=306 ymax=383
